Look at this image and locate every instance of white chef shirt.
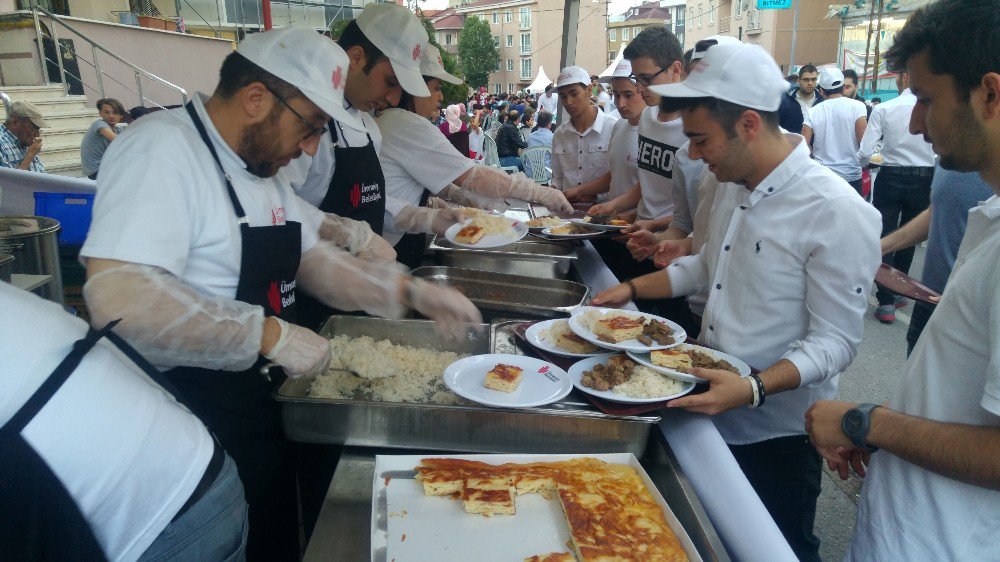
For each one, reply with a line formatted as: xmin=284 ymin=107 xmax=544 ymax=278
xmin=537 ymin=92 xmax=559 ymax=116
xmin=376 ymin=108 xmax=476 ymax=246
xmin=636 ymin=106 xmax=688 ymax=220
xmin=857 ymin=88 xmax=936 ymax=167
xmin=279 ymin=105 xmax=382 ymax=207
xmin=607 ymin=117 xmax=639 ymax=201
xmin=81 ymin=93 xmax=321 ymax=300
xmin=667 ymin=135 xmax=882 ymax=444
xmin=849 ymin=195 xmax=1000 ymax=562
xmin=0 ymin=283 xmax=214 ymax=562
xmin=550 ymin=108 xmax=618 ymax=191
xmin=808 ymin=96 xmax=867 ymax=182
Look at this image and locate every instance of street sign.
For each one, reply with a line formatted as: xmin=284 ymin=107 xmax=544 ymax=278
xmin=758 ymin=0 xmax=792 ymax=8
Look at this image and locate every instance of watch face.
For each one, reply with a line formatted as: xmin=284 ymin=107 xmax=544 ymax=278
xmin=843 ymin=410 xmax=864 ymax=436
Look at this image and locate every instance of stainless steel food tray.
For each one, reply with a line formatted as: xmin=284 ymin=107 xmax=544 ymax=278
xmin=427 ymin=235 xmax=577 ymax=279
xmin=410 ymin=266 xmax=588 ymax=318
xmin=275 ymin=316 xmax=658 ymax=455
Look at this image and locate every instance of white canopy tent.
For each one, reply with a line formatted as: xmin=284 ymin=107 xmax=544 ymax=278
xmin=525 ymin=66 xmax=553 ymax=94
xmin=598 ymin=44 xmax=627 ymax=82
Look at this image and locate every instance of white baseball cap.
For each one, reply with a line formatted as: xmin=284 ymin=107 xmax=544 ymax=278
xmin=420 ymin=44 xmax=463 ymax=85
xmin=819 ymin=67 xmax=845 ymax=90
xmin=599 ymin=59 xmax=632 ymax=83
xmin=649 ymin=41 xmax=788 ymax=112
xmin=356 ymin=3 xmax=431 ymax=97
xmin=690 ymin=35 xmax=741 ymax=62
xmin=556 ymin=66 xmax=591 ymax=89
xmin=237 ymin=27 xmax=363 ymax=131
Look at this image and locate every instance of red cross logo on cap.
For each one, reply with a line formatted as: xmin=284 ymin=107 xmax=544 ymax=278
xmin=412 ymin=44 xmax=421 ymax=61
xmin=332 ymin=66 xmax=343 ymax=90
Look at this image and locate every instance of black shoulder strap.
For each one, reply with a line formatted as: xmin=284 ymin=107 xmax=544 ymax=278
xmin=185 ymin=102 xmax=248 ymax=221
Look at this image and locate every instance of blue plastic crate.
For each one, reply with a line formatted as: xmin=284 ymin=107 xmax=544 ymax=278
xmin=33 ymin=191 xmax=95 ymax=245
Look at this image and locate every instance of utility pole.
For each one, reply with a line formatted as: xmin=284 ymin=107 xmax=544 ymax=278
xmin=788 ymin=0 xmax=800 ymax=71
xmin=860 ymin=0 xmax=877 ymax=93
xmin=870 ymin=0 xmax=885 ymax=94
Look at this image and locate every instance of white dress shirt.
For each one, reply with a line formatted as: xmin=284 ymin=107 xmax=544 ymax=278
xmin=857 ymin=88 xmax=936 ymax=167
xmin=537 ymin=92 xmax=559 ymax=115
xmin=808 ymin=96 xmax=868 ymax=182
xmin=667 ymin=135 xmax=882 ymax=444
xmin=550 ymin=108 xmax=618 ymax=191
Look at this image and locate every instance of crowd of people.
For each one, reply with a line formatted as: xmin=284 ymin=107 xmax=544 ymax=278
xmin=2 ymin=0 xmax=998 ymax=560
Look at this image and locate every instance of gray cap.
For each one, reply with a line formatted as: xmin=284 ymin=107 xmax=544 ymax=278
xmin=9 ymin=101 xmax=49 ymax=128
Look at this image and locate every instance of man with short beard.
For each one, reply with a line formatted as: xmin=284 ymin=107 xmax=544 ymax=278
xmin=78 ymin=28 xmax=480 ymax=561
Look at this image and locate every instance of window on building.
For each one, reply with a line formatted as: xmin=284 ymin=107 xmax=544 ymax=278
xmin=492 ymin=11 xmax=498 ymax=24
xmin=698 ymin=4 xmax=703 ymax=27
xmin=520 ymin=33 xmax=531 ymax=54
xmin=633 ymin=26 xmax=641 ymax=38
xmin=622 ymin=27 xmax=629 ymax=41
xmin=608 ymin=51 xmax=616 ymax=64
xmin=446 ymin=33 xmax=453 ymax=45
xmin=609 ymin=28 xmax=616 ymax=41
xmin=492 ymin=35 xmax=500 ymax=48
xmin=508 ymin=83 xmax=515 ymax=93
xmin=504 ymin=10 xmax=512 ymax=23
xmin=709 ymin=0 xmax=714 ymax=24
xmin=519 ymin=7 xmax=531 ymax=29
xmin=521 ymin=58 xmax=531 ymax=79
xmin=677 ymin=6 xmax=685 ymax=27
xmin=495 ymin=83 xmax=502 ymax=94
xmin=494 ymin=59 xmax=501 ymax=71
xmin=506 ymin=34 xmax=513 ymax=47
xmin=507 ymin=59 xmax=514 ymax=71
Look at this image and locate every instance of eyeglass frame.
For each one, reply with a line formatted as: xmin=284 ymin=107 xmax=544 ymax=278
xmin=265 ymin=86 xmax=328 ymax=141
xmin=628 ymin=66 xmax=670 ymax=87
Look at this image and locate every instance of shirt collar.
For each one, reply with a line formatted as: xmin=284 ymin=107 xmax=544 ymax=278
xmin=745 ymin=133 xmax=812 ymax=206
xmin=976 ymin=194 xmax=1000 ymax=219
xmin=191 ymin=93 xmax=264 ymax=182
xmin=571 ymin=108 xmax=609 ymax=137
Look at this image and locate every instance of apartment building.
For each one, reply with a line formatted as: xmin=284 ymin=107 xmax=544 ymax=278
xmin=433 ymin=0 xmax=607 ymax=95
xmin=684 ymin=0 xmax=839 ymax=72
xmin=607 ymin=0 xmax=686 ymax=65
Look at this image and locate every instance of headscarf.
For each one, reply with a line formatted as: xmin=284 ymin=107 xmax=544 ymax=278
xmin=445 ymin=104 xmax=463 ymax=134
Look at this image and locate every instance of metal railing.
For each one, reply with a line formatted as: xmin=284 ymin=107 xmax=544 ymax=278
xmin=30 ymin=2 xmax=188 ymax=108
xmin=747 ymin=8 xmax=763 ymax=32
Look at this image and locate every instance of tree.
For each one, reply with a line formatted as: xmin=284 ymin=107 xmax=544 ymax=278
xmin=457 ymin=15 xmax=498 ymax=90
xmin=417 ymin=9 xmax=468 ymax=105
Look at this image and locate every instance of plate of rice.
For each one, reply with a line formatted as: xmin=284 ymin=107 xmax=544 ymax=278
xmin=445 ymin=214 xmax=528 ymax=248
xmin=567 ymin=307 xmax=686 ymax=353
xmin=524 ymin=319 xmax=605 ymax=358
xmin=627 ymin=344 xmax=751 ymax=383
xmin=567 ymin=354 xmax=695 ymax=404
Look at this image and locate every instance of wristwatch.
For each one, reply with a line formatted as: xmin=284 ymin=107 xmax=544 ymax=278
xmin=841 ymin=403 xmax=881 ymax=452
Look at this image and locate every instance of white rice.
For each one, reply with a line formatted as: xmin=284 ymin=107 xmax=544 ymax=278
xmin=612 ymin=366 xmax=684 ymax=398
xmin=541 ymin=319 xmax=571 ymax=344
xmin=308 ymin=335 xmax=469 ymax=404
xmin=468 ymin=214 xmax=514 ymax=237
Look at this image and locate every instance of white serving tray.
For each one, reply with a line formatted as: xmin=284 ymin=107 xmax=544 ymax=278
xmin=370 ymin=453 xmax=703 ymax=562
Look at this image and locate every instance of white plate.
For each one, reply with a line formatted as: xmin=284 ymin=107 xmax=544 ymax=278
xmin=524 ymin=319 xmax=605 ymax=358
xmin=627 ymin=344 xmax=752 ymax=383
xmin=568 ymin=306 xmax=687 ymax=352
xmin=443 ymin=353 xmax=573 ymax=408
xmin=445 ymin=218 xmax=528 ymax=248
xmin=569 ymin=218 xmax=632 ymax=231
xmin=567 ymin=354 xmax=696 ymax=404
xmin=540 ymin=225 xmax=600 ymax=238
xmin=525 ymin=219 xmax=568 ymax=232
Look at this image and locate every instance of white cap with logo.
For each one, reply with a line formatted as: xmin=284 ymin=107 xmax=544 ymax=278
xmin=556 ymin=66 xmax=591 ymax=89
xmin=356 ymin=3 xmax=431 ymax=97
xmin=237 ymin=27 xmax=363 ymax=131
xmin=690 ymin=35 xmax=742 ymax=62
xmin=649 ymin=41 xmax=788 ymax=112
xmin=599 ymin=59 xmax=632 ymax=83
xmin=818 ymin=67 xmax=845 ymax=90
xmin=420 ymin=44 xmax=463 ymax=85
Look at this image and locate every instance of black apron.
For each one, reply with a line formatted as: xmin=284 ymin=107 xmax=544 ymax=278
xmin=299 ymin=120 xmax=387 ymax=330
xmin=393 ymin=188 xmax=433 ymax=270
xmin=161 ymin=103 xmax=302 ymax=562
xmin=0 ymin=320 xmax=194 ymax=561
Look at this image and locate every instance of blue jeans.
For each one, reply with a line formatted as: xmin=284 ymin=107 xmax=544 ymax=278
xmin=139 ymin=454 xmax=248 ymax=561
xmin=873 ymin=168 xmax=933 ymax=305
xmin=499 ymin=156 xmax=524 ymax=171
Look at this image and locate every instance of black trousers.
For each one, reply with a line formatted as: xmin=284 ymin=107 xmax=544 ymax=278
xmin=906 ymin=300 xmax=936 ymax=356
xmin=729 ymin=435 xmax=822 ymax=562
xmin=873 ymin=168 xmax=934 ymax=305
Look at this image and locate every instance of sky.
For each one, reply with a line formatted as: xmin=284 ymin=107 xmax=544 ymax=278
xmin=418 ymin=0 xmax=645 ymax=20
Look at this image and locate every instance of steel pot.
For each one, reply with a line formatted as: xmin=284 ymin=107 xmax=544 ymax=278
xmin=0 ymin=216 xmax=63 ymax=303
xmin=0 ymin=253 xmax=13 ymax=283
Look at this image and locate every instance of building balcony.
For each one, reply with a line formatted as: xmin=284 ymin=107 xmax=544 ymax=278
xmin=718 ymin=16 xmax=731 ymax=33
xmin=747 ymin=9 xmax=763 ymax=33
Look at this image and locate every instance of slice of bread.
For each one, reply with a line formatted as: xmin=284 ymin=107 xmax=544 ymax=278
xmin=484 ymin=364 xmax=523 ymax=393
xmin=650 ymin=349 xmax=693 ymax=372
xmin=524 ymin=553 xmax=577 ymax=562
xmin=557 ymin=331 xmax=599 ymax=354
xmin=455 ymin=225 xmax=485 ymax=244
xmin=463 ymin=477 xmax=516 ymax=516
xmin=592 ymin=314 xmax=646 ymax=343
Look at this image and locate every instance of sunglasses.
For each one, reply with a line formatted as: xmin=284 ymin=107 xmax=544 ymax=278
xmin=266 ymin=86 xmax=328 ymax=141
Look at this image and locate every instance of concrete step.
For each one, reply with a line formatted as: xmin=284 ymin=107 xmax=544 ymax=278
xmin=0 ymin=95 xmax=92 ymax=117
xmin=37 ymin=141 xmax=83 ymax=165
xmin=32 ymin=110 xmax=100 ymax=129
xmin=0 ymin=84 xmax=71 ymax=103
xmin=41 ymin=125 xmax=87 ymax=147
xmin=44 ymin=158 xmax=84 ymax=178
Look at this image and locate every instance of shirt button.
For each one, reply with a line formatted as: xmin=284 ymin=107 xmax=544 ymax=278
xmin=767 ymin=187 xmax=774 ymax=192
xmin=856 ymin=287 xmax=863 ymax=294
xmin=724 ymin=245 xmax=731 ymax=251
xmin=716 ymin=283 xmax=722 ymax=290
xmin=740 ymin=205 xmax=747 ymax=210
xmin=708 ymin=325 xmax=715 ymax=331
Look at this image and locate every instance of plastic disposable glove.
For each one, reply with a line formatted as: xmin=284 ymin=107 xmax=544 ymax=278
xmin=437 ymin=184 xmax=509 ymax=211
xmin=263 ymin=317 xmax=332 ymax=379
xmin=394 ymin=206 xmax=471 ymax=235
xmin=84 ymin=263 xmax=265 ymax=371
xmin=460 ymin=167 xmax=574 ymax=212
xmin=408 ymin=278 xmax=483 ymax=339
xmin=318 ymin=212 xmax=394 ymax=262
xmin=296 ymin=240 xmax=409 ymax=320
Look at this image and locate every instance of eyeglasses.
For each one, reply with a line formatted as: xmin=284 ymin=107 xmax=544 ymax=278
xmin=629 ymin=66 xmax=669 ymax=87
xmin=266 ymin=86 xmax=328 ymax=141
